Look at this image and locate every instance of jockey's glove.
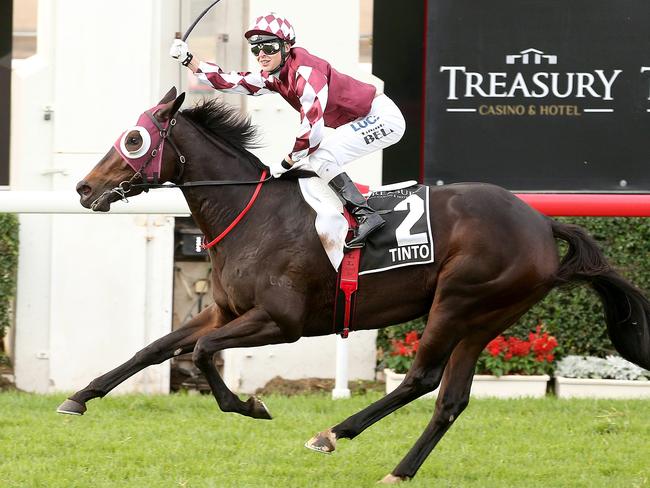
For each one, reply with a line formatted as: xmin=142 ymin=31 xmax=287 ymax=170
xmin=269 ymin=158 xmax=293 ymax=178
xmin=169 ymin=39 xmax=193 ymax=67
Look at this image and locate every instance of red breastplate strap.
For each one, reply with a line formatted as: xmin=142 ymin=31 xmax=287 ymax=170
xmin=202 ymin=170 xmax=268 ymax=250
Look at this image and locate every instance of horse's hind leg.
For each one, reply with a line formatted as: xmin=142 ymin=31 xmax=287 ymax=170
xmin=383 ymin=300 xmax=548 ymax=483
xmin=381 ymin=336 xmax=488 ymax=483
xmin=57 ymin=305 xmax=228 ymax=415
xmin=305 ymin=306 xmax=464 ymax=453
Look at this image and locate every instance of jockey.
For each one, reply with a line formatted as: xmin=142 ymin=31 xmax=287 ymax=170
xmin=170 ymin=12 xmax=406 ymax=248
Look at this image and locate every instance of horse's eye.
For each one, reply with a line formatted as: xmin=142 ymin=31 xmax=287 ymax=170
xmin=120 ymin=127 xmax=150 ymax=157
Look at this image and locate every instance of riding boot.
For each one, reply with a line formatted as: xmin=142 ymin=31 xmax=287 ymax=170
xmin=328 ymin=172 xmax=385 ymax=248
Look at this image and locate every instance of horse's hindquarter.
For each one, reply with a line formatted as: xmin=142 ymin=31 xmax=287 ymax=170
xmin=427 ymin=183 xmax=559 ymax=300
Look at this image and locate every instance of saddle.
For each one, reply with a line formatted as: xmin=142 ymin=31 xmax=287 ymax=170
xmin=299 ymin=178 xmax=434 ymax=272
xmin=299 ymin=178 xmax=435 ymax=336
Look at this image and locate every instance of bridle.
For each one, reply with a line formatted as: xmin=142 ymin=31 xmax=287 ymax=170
xmin=90 ymin=107 xmax=185 ymax=210
xmin=90 ymin=110 xmax=273 ymax=211
xmin=90 ymin=108 xmax=277 ymax=248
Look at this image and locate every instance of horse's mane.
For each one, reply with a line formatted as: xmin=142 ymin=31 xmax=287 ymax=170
xmin=181 ymin=98 xmax=261 ymax=153
xmin=180 ymin=98 xmax=317 ymax=178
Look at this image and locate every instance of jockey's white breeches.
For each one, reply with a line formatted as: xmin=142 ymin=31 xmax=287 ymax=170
xmin=306 ymin=94 xmax=406 ymax=182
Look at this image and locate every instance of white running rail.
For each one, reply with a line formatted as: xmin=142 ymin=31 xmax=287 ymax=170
xmin=0 ymin=190 xmax=190 ymax=214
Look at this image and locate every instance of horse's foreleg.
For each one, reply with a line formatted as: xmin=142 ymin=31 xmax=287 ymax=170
xmin=57 ymin=305 xmax=227 ymax=415
xmin=191 ymin=307 xmax=293 ymax=420
xmin=305 ymin=308 xmax=462 ymax=454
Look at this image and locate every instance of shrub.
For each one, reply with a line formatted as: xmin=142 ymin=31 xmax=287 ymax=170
xmin=0 ymin=214 xmax=19 ymax=343
xmin=475 ymin=326 xmax=558 ymax=376
xmin=383 ymin=330 xmax=420 ymax=374
xmin=376 ymin=317 xmax=426 ymax=371
xmin=380 ymin=325 xmax=558 ymax=376
xmin=555 ymin=355 xmax=650 ymax=381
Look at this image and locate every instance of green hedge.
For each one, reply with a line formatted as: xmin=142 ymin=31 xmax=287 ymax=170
xmin=0 ymin=214 xmax=19 ymax=342
xmin=377 ymin=217 xmax=650 ymax=359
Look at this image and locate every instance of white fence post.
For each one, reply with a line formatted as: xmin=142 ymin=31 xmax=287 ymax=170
xmin=332 ymin=335 xmax=351 ymax=399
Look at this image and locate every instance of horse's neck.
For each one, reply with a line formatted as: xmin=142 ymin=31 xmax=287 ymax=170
xmin=173 ymin=119 xmax=268 ymax=244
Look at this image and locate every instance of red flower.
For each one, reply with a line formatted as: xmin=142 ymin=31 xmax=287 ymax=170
xmin=388 ymin=330 xmax=420 ymax=358
xmin=486 ymin=337 xmax=505 ymax=356
xmin=508 ymin=337 xmax=531 ymax=356
xmin=404 ymin=331 xmax=419 ymax=345
xmin=478 ymin=325 xmax=558 ymax=375
xmin=390 ymin=340 xmax=405 ymax=356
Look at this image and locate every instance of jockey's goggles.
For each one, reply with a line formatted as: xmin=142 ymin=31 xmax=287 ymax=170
xmin=251 ymin=42 xmax=281 ymax=56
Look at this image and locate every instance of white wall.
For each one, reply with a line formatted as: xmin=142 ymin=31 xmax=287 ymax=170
xmin=10 ymin=0 xmax=380 ymax=395
xmin=11 ymin=0 xmax=179 ymax=393
xmin=223 ymin=330 xmax=377 ymax=394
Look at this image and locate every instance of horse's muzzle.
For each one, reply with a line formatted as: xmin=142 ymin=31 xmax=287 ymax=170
xmin=76 ymin=180 xmax=113 ymax=211
xmin=76 ymin=180 xmax=97 ymax=209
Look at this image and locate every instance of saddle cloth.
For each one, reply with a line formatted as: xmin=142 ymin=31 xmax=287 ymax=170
xmin=298 ymin=178 xmax=434 ymax=273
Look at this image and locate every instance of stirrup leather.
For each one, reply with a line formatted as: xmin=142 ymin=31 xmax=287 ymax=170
xmin=328 ymin=173 xmax=385 ymax=248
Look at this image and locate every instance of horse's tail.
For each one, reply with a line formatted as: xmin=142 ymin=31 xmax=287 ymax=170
xmin=551 ymin=220 xmax=650 ymax=370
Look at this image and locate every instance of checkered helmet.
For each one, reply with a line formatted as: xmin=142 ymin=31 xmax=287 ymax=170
xmin=244 ymin=12 xmax=296 ymax=45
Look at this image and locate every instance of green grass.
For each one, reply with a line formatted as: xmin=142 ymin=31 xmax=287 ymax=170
xmin=0 ymin=392 xmax=649 ymax=487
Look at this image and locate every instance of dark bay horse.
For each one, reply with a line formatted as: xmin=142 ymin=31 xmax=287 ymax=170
xmin=65 ymin=88 xmax=650 ymax=483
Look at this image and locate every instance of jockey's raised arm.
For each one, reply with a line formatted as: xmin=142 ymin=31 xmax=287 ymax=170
xmin=170 ymin=11 xmax=406 ymax=249
xmin=195 ymin=62 xmax=275 ymax=97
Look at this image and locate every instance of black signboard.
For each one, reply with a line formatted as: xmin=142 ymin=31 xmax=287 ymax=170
xmin=424 ymin=0 xmax=650 ymax=192
xmin=0 ymin=1 xmax=11 ymax=187
xmin=373 ymin=1 xmax=426 ymax=186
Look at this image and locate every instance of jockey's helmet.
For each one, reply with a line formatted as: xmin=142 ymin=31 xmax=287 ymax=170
xmin=245 ymin=12 xmax=296 ymax=45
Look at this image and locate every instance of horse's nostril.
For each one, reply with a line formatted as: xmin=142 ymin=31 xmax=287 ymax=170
xmin=76 ymin=182 xmax=92 ymax=197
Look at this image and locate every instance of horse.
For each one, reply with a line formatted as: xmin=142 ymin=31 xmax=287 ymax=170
xmin=65 ymin=87 xmax=650 ymax=483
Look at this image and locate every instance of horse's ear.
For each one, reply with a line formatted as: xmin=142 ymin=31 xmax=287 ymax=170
xmin=158 ymin=87 xmax=178 ymax=105
xmin=156 ymin=92 xmax=186 ymax=121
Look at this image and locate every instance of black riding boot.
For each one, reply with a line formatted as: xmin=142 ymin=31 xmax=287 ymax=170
xmin=328 ymin=172 xmax=385 ymax=248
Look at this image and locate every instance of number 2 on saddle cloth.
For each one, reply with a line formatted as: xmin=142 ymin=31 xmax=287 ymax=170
xmin=331 ymin=183 xmax=434 ymax=338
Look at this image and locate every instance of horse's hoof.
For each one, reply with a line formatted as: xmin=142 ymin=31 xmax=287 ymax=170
xmin=56 ymin=399 xmax=87 ymax=416
xmin=304 ymin=429 xmax=336 ymax=454
xmin=378 ymin=474 xmax=409 ymax=484
xmin=247 ymin=396 xmax=272 ymax=420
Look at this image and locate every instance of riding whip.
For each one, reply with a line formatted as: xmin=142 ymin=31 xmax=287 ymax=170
xmin=177 ymin=0 xmax=224 ymax=41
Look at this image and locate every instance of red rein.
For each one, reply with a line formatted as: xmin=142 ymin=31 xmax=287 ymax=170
xmin=201 ymin=170 xmax=268 ymax=250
